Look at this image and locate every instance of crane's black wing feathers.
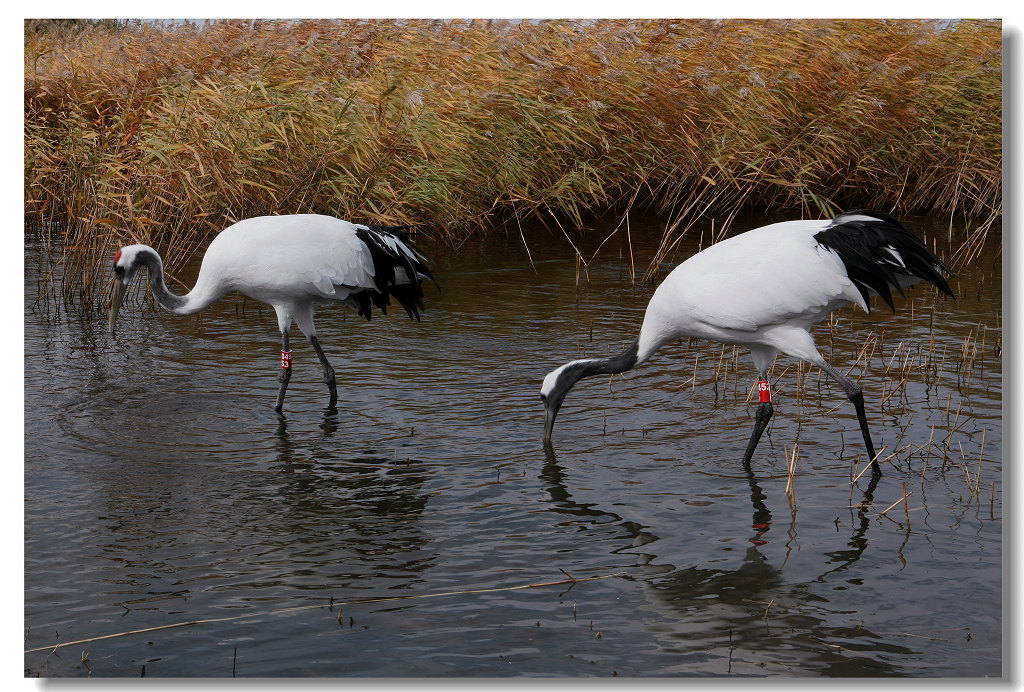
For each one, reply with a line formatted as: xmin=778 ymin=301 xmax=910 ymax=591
xmin=813 ymin=209 xmax=954 ymax=312
xmin=353 ymin=224 xmax=435 ymax=321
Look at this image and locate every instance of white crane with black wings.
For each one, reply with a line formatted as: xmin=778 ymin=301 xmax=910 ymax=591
xmin=109 ymin=214 xmax=434 ymax=412
xmin=541 ymin=210 xmax=953 ymax=479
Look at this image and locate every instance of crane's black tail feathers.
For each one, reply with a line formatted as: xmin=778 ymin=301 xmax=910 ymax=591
xmin=354 ymin=224 xmax=436 ymax=321
xmin=814 ymin=210 xmax=954 ymax=312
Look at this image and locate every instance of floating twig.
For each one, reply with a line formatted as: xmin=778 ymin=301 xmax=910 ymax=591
xmin=880 ymin=489 xmax=913 ymax=518
xmin=25 ymin=571 xmax=625 ymax=654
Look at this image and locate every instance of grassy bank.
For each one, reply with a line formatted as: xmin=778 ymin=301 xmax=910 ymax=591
xmin=25 ymin=18 xmax=1001 ymax=303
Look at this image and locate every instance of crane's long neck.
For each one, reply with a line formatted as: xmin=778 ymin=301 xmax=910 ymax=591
xmin=135 ymin=247 xmax=218 ymax=316
xmin=562 ymin=339 xmax=641 ymax=382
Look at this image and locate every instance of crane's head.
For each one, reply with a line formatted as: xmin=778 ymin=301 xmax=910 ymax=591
xmin=541 ymin=341 xmax=640 ymax=442
xmin=540 ymin=361 xmax=588 ymax=442
xmin=108 ymin=245 xmax=148 ymax=334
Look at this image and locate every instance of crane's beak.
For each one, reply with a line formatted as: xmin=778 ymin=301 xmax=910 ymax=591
xmin=542 ymin=396 xmax=561 ymax=442
xmin=108 ymin=279 xmax=127 ymax=334
xmin=543 ymin=408 xmax=556 ymax=442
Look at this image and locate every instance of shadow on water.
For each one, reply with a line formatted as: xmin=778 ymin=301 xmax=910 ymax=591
xmin=539 ymin=442 xmax=908 ymax=675
xmin=539 ymin=443 xmax=653 ymax=542
xmin=261 ymin=412 xmax=436 ymax=581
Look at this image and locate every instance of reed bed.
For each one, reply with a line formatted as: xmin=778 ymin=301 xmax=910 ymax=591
xmin=25 ymin=18 xmax=1001 ymax=306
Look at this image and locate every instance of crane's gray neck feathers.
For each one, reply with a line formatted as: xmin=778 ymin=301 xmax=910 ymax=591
xmin=557 ymin=339 xmax=640 ymax=393
xmin=135 ymin=248 xmax=189 ymax=313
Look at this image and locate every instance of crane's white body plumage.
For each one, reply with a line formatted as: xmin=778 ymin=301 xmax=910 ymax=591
xmin=109 ymin=214 xmax=433 ymax=411
xmin=636 ymin=220 xmax=862 ymax=370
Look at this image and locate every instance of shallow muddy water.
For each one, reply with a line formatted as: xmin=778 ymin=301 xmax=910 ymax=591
xmin=24 ymin=214 xmax=1001 ymax=677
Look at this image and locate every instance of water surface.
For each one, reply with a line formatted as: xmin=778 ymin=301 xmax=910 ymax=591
xmin=24 ymin=215 xmax=1001 ymax=677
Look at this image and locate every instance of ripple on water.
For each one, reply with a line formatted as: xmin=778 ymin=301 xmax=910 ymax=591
xmin=25 ymin=218 xmax=1001 ymax=676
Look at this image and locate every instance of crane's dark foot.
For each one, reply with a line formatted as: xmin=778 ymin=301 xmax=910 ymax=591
xmin=323 ymin=370 xmax=338 ymax=410
xmin=848 ymin=390 xmax=882 ymax=477
xmin=867 ymin=456 xmax=883 ymax=478
xmin=309 ymin=336 xmax=338 ymax=410
xmin=741 ymin=401 xmax=773 ymax=466
xmin=864 ymin=465 xmax=882 ymax=497
xmin=275 ymin=367 xmax=292 ymax=412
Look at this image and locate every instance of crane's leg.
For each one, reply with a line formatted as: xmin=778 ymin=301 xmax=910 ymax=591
xmin=818 ymin=361 xmax=881 ymax=478
xmin=275 ymin=331 xmax=292 ymax=413
xmin=741 ymin=370 xmax=774 ymax=465
xmin=308 ymin=335 xmax=338 ymax=409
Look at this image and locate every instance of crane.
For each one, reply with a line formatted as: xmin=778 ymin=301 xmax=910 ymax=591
xmin=540 ymin=210 xmax=953 ymax=478
xmin=108 ymin=214 xmax=434 ymax=412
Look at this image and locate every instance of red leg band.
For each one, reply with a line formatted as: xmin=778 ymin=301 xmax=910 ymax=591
xmin=281 ymin=350 xmax=292 ymax=370
xmin=758 ymin=379 xmax=771 ymax=403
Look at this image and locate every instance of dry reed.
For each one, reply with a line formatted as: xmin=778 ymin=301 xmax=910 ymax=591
xmin=25 ymin=18 xmax=1001 ymax=306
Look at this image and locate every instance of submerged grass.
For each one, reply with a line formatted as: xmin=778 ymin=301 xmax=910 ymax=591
xmin=25 ymin=18 xmax=1001 ymax=305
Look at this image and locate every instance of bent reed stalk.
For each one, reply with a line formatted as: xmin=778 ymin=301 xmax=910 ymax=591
xmin=25 ymin=18 xmax=1001 ymax=307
